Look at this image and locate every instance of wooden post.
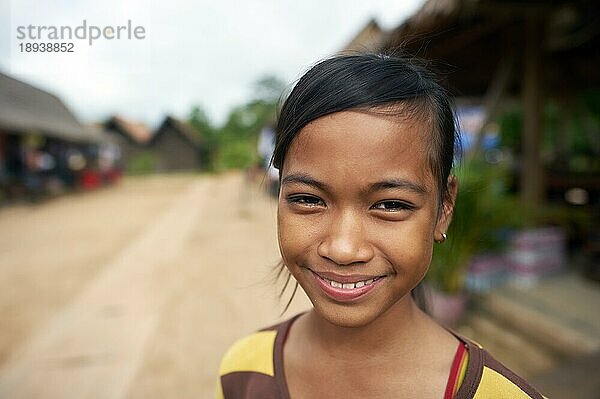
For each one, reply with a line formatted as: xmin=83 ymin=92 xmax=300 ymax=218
xmin=556 ymin=100 xmax=570 ymax=171
xmin=469 ymin=51 xmax=514 ymax=158
xmin=521 ymin=17 xmax=544 ymax=207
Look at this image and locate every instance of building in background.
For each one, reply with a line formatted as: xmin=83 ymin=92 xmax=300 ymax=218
xmin=149 ymin=116 xmax=204 ymax=172
xmin=340 ymin=18 xmax=385 ymax=53
xmin=0 ymin=71 xmax=119 ymax=200
xmin=103 ymin=115 xmax=152 ymax=171
xmin=366 ymin=0 xmax=599 ymax=208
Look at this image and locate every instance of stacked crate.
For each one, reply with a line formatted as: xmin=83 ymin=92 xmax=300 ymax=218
xmin=507 ymin=227 xmax=567 ymax=287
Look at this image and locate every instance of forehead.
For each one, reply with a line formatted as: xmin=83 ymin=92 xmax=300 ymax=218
xmin=283 ymin=111 xmax=435 ymax=188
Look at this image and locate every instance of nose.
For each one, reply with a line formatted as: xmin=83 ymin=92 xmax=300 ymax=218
xmin=317 ymin=210 xmax=374 ymax=266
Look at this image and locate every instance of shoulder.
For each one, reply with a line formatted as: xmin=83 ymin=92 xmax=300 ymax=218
xmin=218 ymin=328 xmax=279 ymax=378
xmin=217 ymin=315 xmax=300 ymax=399
xmin=457 ymin=337 xmax=547 ymax=399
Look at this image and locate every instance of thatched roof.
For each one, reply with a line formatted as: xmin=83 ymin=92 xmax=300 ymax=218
xmin=377 ymin=0 xmax=600 ymax=96
xmin=341 ymin=19 xmax=386 ymax=53
xmin=375 ymin=0 xmax=600 ymax=206
xmin=150 ymin=116 xmax=201 ymax=148
xmin=104 ymin=115 xmax=152 ymax=145
xmin=0 ymin=72 xmax=109 ymax=144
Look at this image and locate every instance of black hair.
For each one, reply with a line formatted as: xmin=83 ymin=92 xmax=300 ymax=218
xmin=273 ymin=53 xmax=459 ymax=313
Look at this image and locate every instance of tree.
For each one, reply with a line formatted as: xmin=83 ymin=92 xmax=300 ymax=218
xmin=189 ymin=106 xmax=214 ymax=137
xmin=187 ymin=75 xmax=286 ymax=170
xmin=253 ymin=75 xmax=287 ymax=104
xmin=189 ymin=105 xmax=218 ymax=170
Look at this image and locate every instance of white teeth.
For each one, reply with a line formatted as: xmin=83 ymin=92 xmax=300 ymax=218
xmin=326 ymin=277 xmax=379 ymax=290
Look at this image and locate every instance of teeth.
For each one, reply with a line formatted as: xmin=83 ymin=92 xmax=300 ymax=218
xmin=326 ymin=277 xmax=378 ymax=290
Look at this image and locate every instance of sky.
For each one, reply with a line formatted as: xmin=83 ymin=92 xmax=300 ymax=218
xmin=1 ymin=0 xmax=423 ymax=128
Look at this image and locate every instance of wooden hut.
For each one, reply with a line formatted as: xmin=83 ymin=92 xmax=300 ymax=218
xmin=0 ymin=71 xmax=115 ymax=197
xmin=103 ymin=115 xmax=152 ymax=170
xmin=149 ymin=116 xmax=203 ymax=172
xmin=0 ymin=72 xmax=108 ymax=144
xmin=363 ymin=0 xmax=600 ymax=207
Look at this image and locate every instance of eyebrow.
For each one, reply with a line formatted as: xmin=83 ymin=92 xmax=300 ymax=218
xmin=280 ymin=173 xmax=428 ymax=195
xmin=280 ymin=173 xmax=329 ymax=192
xmin=366 ymin=179 xmax=429 ymax=196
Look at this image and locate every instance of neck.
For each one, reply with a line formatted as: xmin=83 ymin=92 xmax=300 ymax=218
xmin=303 ymin=296 xmax=432 ymax=359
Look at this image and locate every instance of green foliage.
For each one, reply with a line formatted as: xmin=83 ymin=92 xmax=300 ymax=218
xmin=427 ymin=151 xmax=594 ymax=293
xmin=253 ymin=76 xmax=287 ymax=104
xmin=189 ymin=106 xmax=214 ymax=137
xmin=497 ymin=89 xmax=600 ymax=173
xmin=127 ymin=150 xmax=157 ymax=174
xmin=216 ymin=138 xmax=259 ymax=170
xmin=189 ymin=106 xmax=219 ymax=170
xmin=582 ymin=89 xmax=600 ymax=117
xmin=187 ymin=75 xmax=285 ymax=171
xmin=498 ymin=109 xmax=522 ymax=150
xmin=427 ymin=159 xmax=523 ymax=293
xmin=220 ymin=100 xmax=276 ymax=139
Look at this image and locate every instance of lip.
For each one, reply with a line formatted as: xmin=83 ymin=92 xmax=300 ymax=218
xmin=312 ymin=271 xmax=384 ymax=284
xmin=310 ymin=270 xmax=386 ymax=302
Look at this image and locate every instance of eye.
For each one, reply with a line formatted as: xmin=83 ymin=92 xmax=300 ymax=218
xmin=287 ymin=195 xmax=325 ymax=208
xmin=371 ymin=200 xmax=415 ymax=212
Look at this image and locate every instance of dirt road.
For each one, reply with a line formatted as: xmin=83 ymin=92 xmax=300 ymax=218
xmin=0 ymin=173 xmax=310 ymax=399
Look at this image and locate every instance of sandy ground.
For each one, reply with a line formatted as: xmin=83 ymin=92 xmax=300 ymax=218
xmin=0 ymin=174 xmax=195 ymax=366
xmin=125 ymin=173 xmax=311 ymax=399
xmin=0 ymin=172 xmax=310 ymax=398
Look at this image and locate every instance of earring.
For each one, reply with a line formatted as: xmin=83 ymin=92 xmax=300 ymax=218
xmin=435 ymin=233 xmax=447 ymax=243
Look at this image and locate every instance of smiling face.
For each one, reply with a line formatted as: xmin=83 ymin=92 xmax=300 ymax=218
xmin=277 ymin=110 xmax=456 ymax=328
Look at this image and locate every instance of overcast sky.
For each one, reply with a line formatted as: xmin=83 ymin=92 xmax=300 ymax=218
xmin=1 ymin=0 xmax=423 ymax=128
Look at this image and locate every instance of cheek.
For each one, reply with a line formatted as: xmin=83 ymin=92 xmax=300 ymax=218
xmin=375 ymin=218 xmax=435 ymax=269
xmin=394 ymin=241 xmax=433 ymax=271
xmin=415 ymin=244 xmax=434 ymax=275
xmin=277 ymin=210 xmax=308 ymax=265
xmin=412 ymin=230 xmax=436 ymax=278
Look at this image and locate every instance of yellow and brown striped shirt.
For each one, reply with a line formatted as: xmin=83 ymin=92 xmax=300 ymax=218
xmin=217 ymin=314 xmax=545 ymax=399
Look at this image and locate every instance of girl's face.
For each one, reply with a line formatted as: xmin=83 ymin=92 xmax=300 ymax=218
xmin=277 ymin=110 xmax=455 ymax=328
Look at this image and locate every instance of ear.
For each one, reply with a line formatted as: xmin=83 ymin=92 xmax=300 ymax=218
xmin=434 ymin=175 xmax=458 ymax=242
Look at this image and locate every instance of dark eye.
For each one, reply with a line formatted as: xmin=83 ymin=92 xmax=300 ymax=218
xmin=371 ymin=200 xmax=414 ymax=212
xmin=287 ymin=195 xmax=325 ymax=207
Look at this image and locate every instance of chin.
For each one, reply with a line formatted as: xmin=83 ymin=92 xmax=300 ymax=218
xmin=312 ymin=301 xmax=389 ymax=329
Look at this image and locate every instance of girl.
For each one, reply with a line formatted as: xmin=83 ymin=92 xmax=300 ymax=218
xmin=217 ymin=53 xmax=545 ymax=399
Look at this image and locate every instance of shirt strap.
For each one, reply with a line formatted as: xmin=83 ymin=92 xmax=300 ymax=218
xmin=444 ymin=341 xmax=469 ymax=399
